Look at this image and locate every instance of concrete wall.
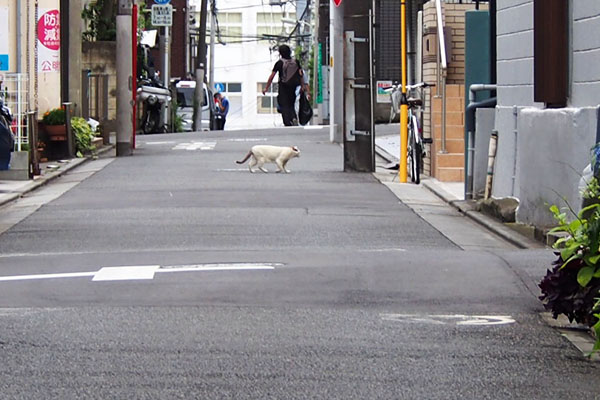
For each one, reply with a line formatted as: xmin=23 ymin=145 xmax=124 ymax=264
xmin=494 ymin=0 xmax=600 ymax=227
xmin=82 ymin=41 xmax=117 ymax=121
xmin=516 ymin=107 xmax=598 ymax=227
xmin=494 ymin=0 xmax=538 ymax=199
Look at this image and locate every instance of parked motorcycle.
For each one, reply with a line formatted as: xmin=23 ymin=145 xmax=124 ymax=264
xmin=0 ymin=98 xmax=14 ymax=170
xmin=137 ymin=74 xmax=171 ymax=134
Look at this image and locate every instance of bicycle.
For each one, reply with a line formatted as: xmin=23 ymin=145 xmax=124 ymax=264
xmin=384 ymin=81 xmax=432 ymax=184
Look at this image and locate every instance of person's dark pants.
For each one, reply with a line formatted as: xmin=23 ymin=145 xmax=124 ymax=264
xmin=0 ymin=155 xmax=10 ymax=170
xmin=215 ymin=116 xmax=225 ymax=130
xmin=278 ymin=89 xmax=298 ymax=126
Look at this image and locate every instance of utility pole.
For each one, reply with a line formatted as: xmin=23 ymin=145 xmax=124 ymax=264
xmin=193 ymin=0 xmax=208 ymax=131
xmin=159 ymin=24 xmax=170 ymax=128
xmin=342 ymin=0 xmax=375 ymax=172
xmin=116 ymin=0 xmax=134 ymax=156
xmin=209 ymin=0 xmax=216 ymax=94
xmin=329 ymin=0 xmax=343 ymax=144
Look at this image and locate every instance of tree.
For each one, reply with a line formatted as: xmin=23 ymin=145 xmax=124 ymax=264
xmin=82 ymin=0 xmax=117 ymax=41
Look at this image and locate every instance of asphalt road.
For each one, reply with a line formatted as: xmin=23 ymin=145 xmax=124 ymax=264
xmin=0 ymin=126 xmax=597 ymax=399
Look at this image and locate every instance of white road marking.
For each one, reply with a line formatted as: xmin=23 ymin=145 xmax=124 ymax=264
xmin=0 ymin=263 xmax=278 ymax=283
xmin=360 ymin=248 xmax=407 ymax=253
xmin=0 ymin=272 xmax=95 ymax=281
xmin=381 ymin=314 xmax=515 ymax=326
xmin=216 ymin=168 xmax=248 ymax=172
xmin=140 ymin=141 xmax=176 ymax=145
xmin=92 ymin=265 xmax=160 ymax=281
xmin=227 ymin=138 xmax=267 ymax=142
xmin=172 ymin=141 xmax=216 ymax=151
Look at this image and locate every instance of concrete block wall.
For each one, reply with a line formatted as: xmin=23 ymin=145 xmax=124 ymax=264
xmin=572 ymin=2 xmax=600 ymax=107
xmin=494 ymin=0 xmax=600 ymax=227
xmin=493 ymin=0 xmax=538 ymax=200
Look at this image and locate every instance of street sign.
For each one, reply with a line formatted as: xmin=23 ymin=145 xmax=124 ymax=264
xmin=151 ymin=4 xmax=172 ymax=26
xmin=333 ymin=0 xmax=342 ymax=6
xmin=153 ymin=0 xmax=171 ymax=4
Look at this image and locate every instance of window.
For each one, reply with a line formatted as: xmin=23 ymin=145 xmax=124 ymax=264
xmin=257 ymin=82 xmax=279 ymax=114
xmin=256 ymin=12 xmax=291 ymax=38
xmin=533 ymin=0 xmax=568 ymax=107
xmin=208 ymin=12 xmax=242 ymax=44
xmin=214 ymin=82 xmax=242 ymax=94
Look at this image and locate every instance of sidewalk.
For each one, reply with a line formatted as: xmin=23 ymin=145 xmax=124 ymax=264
xmin=0 ymin=145 xmax=114 ymax=208
xmin=374 ymin=125 xmax=544 ymax=250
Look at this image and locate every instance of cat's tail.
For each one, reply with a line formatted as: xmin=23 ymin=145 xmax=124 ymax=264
xmin=236 ymin=151 xmax=252 ymax=164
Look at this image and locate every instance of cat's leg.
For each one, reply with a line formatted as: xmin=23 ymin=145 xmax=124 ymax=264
xmin=281 ymin=159 xmax=291 ymax=173
xmin=257 ymin=157 xmax=268 ymax=173
xmin=248 ymin=157 xmax=257 ymax=173
xmin=275 ymin=158 xmax=284 ymax=173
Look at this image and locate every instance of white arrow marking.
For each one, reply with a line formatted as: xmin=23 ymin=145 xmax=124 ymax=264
xmin=0 ymin=263 xmax=278 ymax=282
xmin=381 ymin=314 xmax=515 ymax=326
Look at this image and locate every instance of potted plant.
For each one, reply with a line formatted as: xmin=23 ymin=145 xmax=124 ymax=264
xmin=70 ymin=117 xmax=98 ymax=157
xmin=42 ymin=107 xmax=67 ymax=140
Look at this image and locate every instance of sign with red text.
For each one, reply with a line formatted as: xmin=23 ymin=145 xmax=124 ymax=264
xmin=37 ymin=9 xmax=61 ymax=73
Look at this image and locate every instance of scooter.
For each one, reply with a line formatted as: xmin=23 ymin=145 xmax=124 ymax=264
xmin=137 ymin=74 xmax=171 ymax=134
xmin=0 ymin=97 xmax=14 ymax=170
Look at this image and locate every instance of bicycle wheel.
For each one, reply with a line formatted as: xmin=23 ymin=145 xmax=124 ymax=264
xmin=408 ymin=127 xmax=421 ymax=184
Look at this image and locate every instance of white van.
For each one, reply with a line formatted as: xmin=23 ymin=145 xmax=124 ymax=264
xmin=175 ymin=81 xmax=212 ymax=131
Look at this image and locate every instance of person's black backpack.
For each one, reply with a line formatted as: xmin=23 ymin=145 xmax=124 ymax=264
xmin=280 ymin=58 xmax=301 ymax=87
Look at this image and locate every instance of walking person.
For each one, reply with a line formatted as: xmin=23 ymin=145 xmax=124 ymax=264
xmin=213 ymin=92 xmax=229 ymax=130
xmin=262 ymin=44 xmax=309 ymax=126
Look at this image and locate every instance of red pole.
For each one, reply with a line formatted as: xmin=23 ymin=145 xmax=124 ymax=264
xmin=132 ymin=3 xmax=137 ymax=149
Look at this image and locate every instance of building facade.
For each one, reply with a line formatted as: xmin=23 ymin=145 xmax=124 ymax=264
xmin=190 ymin=0 xmax=300 ymax=129
xmin=493 ymin=0 xmax=600 ymax=227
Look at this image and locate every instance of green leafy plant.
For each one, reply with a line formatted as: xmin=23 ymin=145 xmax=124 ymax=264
xmin=42 ymin=108 xmax=66 ymax=126
xmin=71 ymin=117 xmax=97 ymax=157
xmin=539 ymin=164 xmax=600 ymax=356
xmin=82 ymin=0 xmax=117 ymax=42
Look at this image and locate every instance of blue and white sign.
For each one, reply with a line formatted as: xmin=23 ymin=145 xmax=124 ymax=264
xmin=153 ymin=0 xmax=171 ymax=4
xmin=214 ymin=83 xmax=225 ymax=93
xmin=151 ymin=4 xmax=173 ymax=26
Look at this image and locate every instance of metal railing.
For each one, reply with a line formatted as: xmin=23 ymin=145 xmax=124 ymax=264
xmin=82 ymin=71 xmax=109 ymax=144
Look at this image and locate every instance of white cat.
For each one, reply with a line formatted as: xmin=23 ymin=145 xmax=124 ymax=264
xmin=236 ymin=145 xmax=300 ymax=173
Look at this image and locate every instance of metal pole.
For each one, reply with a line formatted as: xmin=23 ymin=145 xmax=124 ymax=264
xmin=63 ymin=102 xmax=74 ymax=157
xmin=132 ymin=3 xmax=137 ymax=148
xmin=399 ymin=0 xmax=408 ymax=183
xmin=369 ymin=7 xmax=375 ymax=172
xmin=116 ymin=0 xmax=133 ymax=156
xmin=163 ymin=26 xmax=170 ymax=130
xmin=209 ymin=0 xmax=216 ymax=96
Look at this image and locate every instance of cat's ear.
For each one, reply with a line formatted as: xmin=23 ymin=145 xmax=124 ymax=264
xmin=292 ymin=146 xmax=299 ymax=152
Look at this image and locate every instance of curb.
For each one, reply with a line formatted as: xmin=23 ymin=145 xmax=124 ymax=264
xmin=421 ymin=178 xmax=544 ymax=249
xmin=374 ymin=146 xmax=545 ymax=250
xmin=0 ymin=145 xmax=114 ymax=208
